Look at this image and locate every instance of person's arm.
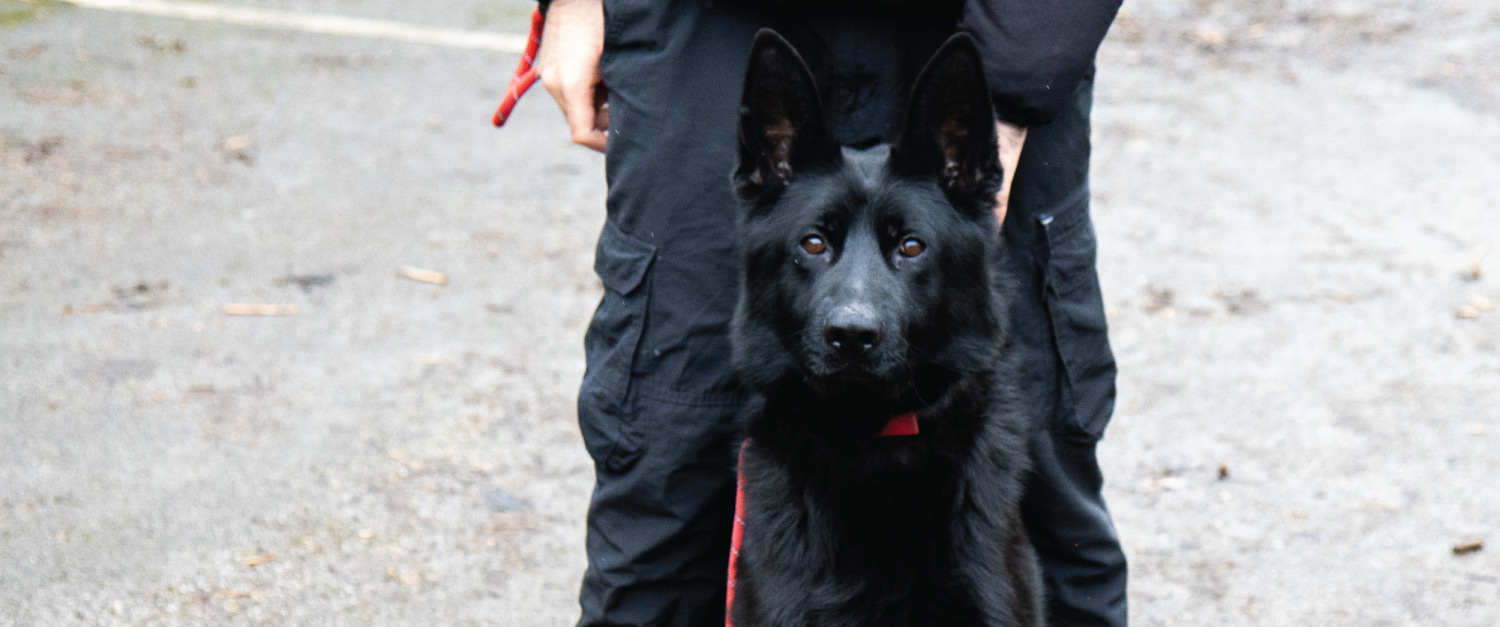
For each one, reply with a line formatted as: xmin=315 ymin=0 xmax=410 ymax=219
xmin=961 ymin=0 xmax=1122 ymax=128
xmin=964 ymin=0 xmax=1121 ymax=224
xmin=537 ymin=0 xmax=608 ymax=152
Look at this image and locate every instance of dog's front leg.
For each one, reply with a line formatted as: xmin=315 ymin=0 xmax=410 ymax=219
xmin=730 ymin=445 xmax=829 ymax=627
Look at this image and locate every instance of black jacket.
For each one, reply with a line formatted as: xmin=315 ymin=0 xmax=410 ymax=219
xmin=537 ymin=0 xmax=1121 ymax=125
xmin=960 ymin=0 xmax=1121 ymax=126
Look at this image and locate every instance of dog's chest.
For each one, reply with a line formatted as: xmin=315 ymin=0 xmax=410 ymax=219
xmin=738 ymin=443 xmax=988 ymax=623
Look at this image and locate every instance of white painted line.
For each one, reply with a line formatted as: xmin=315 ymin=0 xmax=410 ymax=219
xmin=62 ymin=0 xmax=527 ymax=53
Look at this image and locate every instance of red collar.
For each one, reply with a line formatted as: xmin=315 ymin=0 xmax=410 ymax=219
xmin=880 ymin=411 xmax=920 ymax=436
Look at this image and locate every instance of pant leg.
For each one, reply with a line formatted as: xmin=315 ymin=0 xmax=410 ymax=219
xmin=575 ymin=4 xmax=762 ymax=626
xmin=1002 ymin=75 xmax=1130 ymax=627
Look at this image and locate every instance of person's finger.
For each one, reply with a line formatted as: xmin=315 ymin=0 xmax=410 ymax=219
xmin=592 ymin=83 xmax=610 ymax=132
xmin=540 ymin=68 xmax=566 ymax=111
xmin=594 ymin=102 xmax=610 ymax=132
xmin=561 ymin=72 xmax=606 ymax=152
xmin=994 ymin=121 xmax=1027 ymax=227
xmin=994 ymin=165 xmax=1014 ymax=226
xmin=538 ymin=62 xmax=599 ymax=146
xmin=575 ymin=128 xmax=607 ymax=152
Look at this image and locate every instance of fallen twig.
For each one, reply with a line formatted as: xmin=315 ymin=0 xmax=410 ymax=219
xmin=1453 ymin=539 xmax=1484 ymax=555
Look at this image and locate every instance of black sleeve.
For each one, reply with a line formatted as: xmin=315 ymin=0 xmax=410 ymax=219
xmin=959 ymin=0 xmax=1122 ymax=127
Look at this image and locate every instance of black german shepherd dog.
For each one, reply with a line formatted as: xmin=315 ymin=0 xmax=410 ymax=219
xmin=728 ymin=30 xmax=1042 ymax=627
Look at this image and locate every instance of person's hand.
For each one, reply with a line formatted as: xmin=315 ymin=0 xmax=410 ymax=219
xmin=538 ymin=0 xmax=608 ymax=152
xmin=994 ymin=120 xmax=1027 ymax=226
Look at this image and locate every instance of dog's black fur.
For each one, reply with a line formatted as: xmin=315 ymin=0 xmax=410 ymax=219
xmin=728 ymin=31 xmax=1043 ymax=627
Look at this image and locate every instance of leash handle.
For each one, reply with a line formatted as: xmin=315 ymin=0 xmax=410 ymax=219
xmin=492 ymin=8 xmax=545 ymax=127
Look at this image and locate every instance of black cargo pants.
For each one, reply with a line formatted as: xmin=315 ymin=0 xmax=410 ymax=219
xmin=575 ymin=3 xmax=1127 ymax=626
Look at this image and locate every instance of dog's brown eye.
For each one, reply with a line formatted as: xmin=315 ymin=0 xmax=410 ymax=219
xmin=898 ymin=238 xmax=925 ymax=257
xmin=801 ymin=235 xmax=827 ymax=255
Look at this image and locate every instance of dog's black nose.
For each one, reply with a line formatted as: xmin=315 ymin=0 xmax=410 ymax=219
xmin=824 ymin=311 xmax=882 ymax=357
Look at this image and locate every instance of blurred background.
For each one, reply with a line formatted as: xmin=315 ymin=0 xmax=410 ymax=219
xmin=1 ymin=0 xmax=1496 ymax=624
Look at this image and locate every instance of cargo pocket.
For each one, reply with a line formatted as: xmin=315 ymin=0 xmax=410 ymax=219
xmin=1039 ymin=201 xmax=1118 ymax=442
xmin=578 ymin=221 xmax=656 ymax=473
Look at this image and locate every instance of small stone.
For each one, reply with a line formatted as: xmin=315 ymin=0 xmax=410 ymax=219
xmin=486 ymin=488 xmax=532 ymax=513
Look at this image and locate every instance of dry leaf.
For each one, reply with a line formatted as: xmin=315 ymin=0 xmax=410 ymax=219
xmin=397 ymin=266 xmax=450 ymax=285
xmin=385 ymin=448 xmax=423 ymax=471
xmin=242 ymin=553 xmax=276 ymax=567
xmin=1195 ymin=25 xmax=1228 ymax=45
xmin=75 ymin=302 xmax=116 ymax=314
xmin=1456 ymin=305 xmax=1479 ymax=319
xmin=1469 ymin=247 xmax=1489 ymax=281
xmin=223 ymin=135 xmax=253 ymax=152
xmin=1156 ymin=477 xmax=1188 ymax=491
xmin=224 ymin=304 xmax=297 ymax=316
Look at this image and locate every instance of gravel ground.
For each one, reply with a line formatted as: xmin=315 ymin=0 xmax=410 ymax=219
xmin=1 ymin=1 xmax=1496 ymax=625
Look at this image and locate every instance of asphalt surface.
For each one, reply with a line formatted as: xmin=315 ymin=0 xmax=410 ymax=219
xmin=1 ymin=0 xmax=1497 ymax=625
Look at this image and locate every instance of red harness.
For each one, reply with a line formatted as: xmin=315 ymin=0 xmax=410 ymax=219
xmin=725 ymin=411 xmax=919 ymax=627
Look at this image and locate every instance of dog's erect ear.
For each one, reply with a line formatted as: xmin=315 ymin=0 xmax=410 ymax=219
xmin=735 ymin=30 xmax=840 ymax=204
xmin=890 ymin=34 xmax=1002 ymax=212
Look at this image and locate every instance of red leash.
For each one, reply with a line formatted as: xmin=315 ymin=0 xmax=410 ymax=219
xmin=725 ymin=441 xmax=749 ymax=626
xmin=726 ymin=411 xmax=919 ymax=626
xmin=491 ymin=8 xmax=545 ymax=127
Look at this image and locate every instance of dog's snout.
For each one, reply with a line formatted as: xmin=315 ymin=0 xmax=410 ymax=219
xmin=824 ymin=323 xmax=881 ymax=356
xmin=823 ymin=305 xmax=883 ymax=357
